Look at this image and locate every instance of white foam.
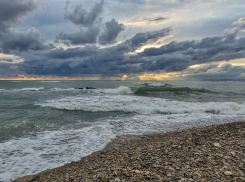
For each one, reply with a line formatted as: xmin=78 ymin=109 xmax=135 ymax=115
xmin=147 ymin=83 xmax=167 ymax=87
xmin=107 ymin=113 xmax=245 ymax=135
xmin=3 ymin=95 xmax=245 ymax=182
xmin=20 ymin=87 xmax=45 ymax=91
xmin=2 ymin=113 xmax=244 ymax=182
xmin=0 ymin=122 xmax=115 ymax=182
xmin=91 ymin=86 xmax=133 ymax=95
xmin=36 ymin=94 xmax=245 ymax=115
xmin=49 ymin=88 xmax=77 ymax=91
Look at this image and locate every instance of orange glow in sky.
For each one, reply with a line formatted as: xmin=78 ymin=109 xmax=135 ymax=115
xmin=139 ymin=72 xmax=180 ymax=80
xmin=0 ymin=73 xmax=183 ymax=81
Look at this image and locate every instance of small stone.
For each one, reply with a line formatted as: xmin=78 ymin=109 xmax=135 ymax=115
xmin=114 ymin=178 xmax=120 ymax=182
xmin=224 ymin=156 xmax=230 ymax=159
xmin=145 ymin=171 xmax=150 ymax=175
xmin=197 ymin=158 xmax=203 ymax=162
xmin=214 ymin=143 xmax=221 ymax=147
xmin=135 ymin=170 xmax=140 ymax=174
xmin=231 ymin=151 xmax=236 ymax=156
xmin=224 ymin=171 xmax=233 ymax=176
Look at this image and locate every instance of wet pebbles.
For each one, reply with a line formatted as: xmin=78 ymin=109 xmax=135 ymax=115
xmin=15 ymin=121 xmax=244 ymax=182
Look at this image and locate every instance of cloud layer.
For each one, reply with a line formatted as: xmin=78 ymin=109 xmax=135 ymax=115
xmin=64 ymin=0 xmax=104 ymax=27
xmin=125 ymin=17 xmax=169 ymax=25
xmin=1 ymin=0 xmax=245 ymax=81
xmin=0 ymin=0 xmax=38 ymax=31
xmin=99 ymin=19 xmax=125 ymax=45
xmin=0 ymin=0 xmax=52 ymax=53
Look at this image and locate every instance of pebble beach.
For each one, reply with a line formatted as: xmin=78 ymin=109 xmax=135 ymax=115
xmin=14 ymin=121 xmax=245 ymax=182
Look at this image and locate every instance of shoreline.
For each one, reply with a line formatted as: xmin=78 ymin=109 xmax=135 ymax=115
xmin=14 ymin=121 xmax=245 ymax=182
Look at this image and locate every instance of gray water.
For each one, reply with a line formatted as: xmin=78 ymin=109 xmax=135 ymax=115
xmin=0 ymin=80 xmax=245 ymax=182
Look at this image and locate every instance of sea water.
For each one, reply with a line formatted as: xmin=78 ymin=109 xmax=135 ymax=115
xmin=0 ymin=80 xmax=245 ymax=181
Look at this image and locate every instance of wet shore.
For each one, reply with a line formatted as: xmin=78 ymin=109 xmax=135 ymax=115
xmin=14 ymin=121 xmax=245 ymax=182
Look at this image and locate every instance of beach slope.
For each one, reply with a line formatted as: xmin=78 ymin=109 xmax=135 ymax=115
xmin=14 ymin=121 xmax=244 ymax=182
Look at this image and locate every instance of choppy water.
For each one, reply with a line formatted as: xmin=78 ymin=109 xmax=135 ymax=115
xmin=0 ymin=80 xmax=245 ymax=181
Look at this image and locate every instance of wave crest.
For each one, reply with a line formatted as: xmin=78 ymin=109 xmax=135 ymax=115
xmin=36 ymin=95 xmax=245 ymax=115
xmin=91 ymin=86 xmax=132 ymax=95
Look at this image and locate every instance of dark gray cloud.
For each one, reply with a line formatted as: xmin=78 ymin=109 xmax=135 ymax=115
xmin=8 ymin=23 xmax=245 ymax=79
xmin=130 ymin=27 xmax=172 ymax=48
xmin=64 ymin=0 xmax=104 ymax=27
xmin=140 ymin=35 xmax=226 ymax=57
xmin=0 ymin=0 xmax=52 ymax=53
xmin=2 ymin=6 xmax=245 ymax=81
xmin=0 ymin=28 xmax=53 ymax=53
xmin=99 ymin=19 xmax=125 ymax=45
xmin=119 ymin=27 xmax=173 ymax=52
xmin=0 ymin=0 xmax=39 ymax=31
xmin=58 ymin=1 xmax=125 ymax=46
xmin=0 ymin=63 xmax=23 ymax=77
xmin=139 ymin=29 xmax=245 ymax=60
xmin=56 ymin=26 xmax=100 ymax=45
xmin=125 ymin=17 xmax=169 ymax=25
xmin=0 ymin=58 xmax=13 ymax=62
xmin=193 ymin=63 xmax=219 ymax=73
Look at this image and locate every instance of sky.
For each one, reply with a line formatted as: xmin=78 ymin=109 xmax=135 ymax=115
xmin=0 ymin=0 xmax=245 ymax=81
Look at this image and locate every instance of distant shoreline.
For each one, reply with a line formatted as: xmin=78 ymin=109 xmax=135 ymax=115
xmin=14 ymin=121 xmax=245 ymax=182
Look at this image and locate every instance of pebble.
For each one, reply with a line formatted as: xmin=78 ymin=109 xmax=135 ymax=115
xmin=14 ymin=121 xmax=245 ymax=182
xmin=114 ymin=178 xmax=120 ymax=182
xmin=224 ymin=171 xmax=233 ymax=175
xmin=135 ymin=170 xmax=140 ymax=174
xmin=213 ymin=143 xmax=221 ymax=147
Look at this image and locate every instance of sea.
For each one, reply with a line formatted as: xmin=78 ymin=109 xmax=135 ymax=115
xmin=0 ymin=80 xmax=245 ymax=181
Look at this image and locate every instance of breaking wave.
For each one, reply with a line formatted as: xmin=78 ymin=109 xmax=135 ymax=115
xmin=36 ymin=94 xmax=245 ymax=115
xmin=91 ymin=86 xmax=133 ymax=95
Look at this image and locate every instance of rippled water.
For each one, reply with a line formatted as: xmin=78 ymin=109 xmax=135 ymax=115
xmin=0 ymin=80 xmax=245 ymax=181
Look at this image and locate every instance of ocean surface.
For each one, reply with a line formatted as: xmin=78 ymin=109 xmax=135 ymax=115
xmin=0 ymin=80 xmax=245 ymax=181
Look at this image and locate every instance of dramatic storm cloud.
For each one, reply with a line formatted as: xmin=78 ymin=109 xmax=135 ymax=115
xmin=56 ymin=26 xmax=100 ymax=45
xmin=99 ymin=19 xmax=125 ymax=45
xmin=0 ymin=28 xmax=52 ymax=53
xmin=64 ymin=0 xmax=104 ymax=27
xmin=0 ymin=0 xmax=39 ymax=31
xmin=120 ymin=27 xmax=173 ymax=52
xmin=1 ymin=0 xmax=245 ymax=80
xmin=0 ymin=0 xmax=52 ymax=53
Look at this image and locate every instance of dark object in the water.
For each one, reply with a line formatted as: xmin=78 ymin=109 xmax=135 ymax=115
xmin=86 ymin=87 xmax=96 ymax=89
xmin=78 ymin=88 xmax=83 ymax=89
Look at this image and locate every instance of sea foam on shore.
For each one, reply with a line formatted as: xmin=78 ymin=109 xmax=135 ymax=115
xmin=14 ymin=121 xmax=245 ymax=182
